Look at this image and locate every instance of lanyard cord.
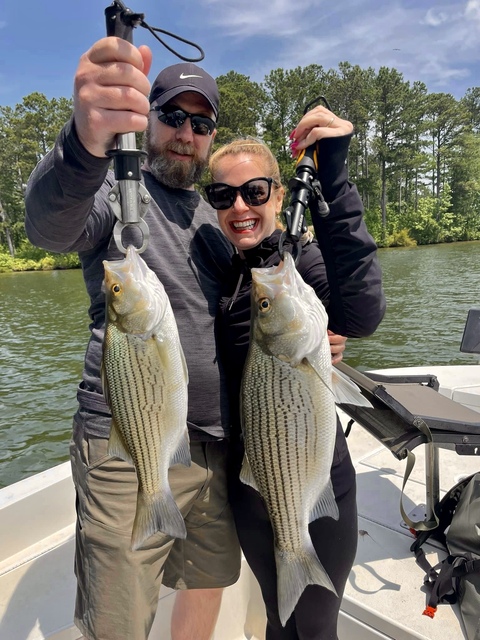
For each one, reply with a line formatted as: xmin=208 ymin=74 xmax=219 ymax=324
xmin=105 ymin=0 xmax=205 ymax=61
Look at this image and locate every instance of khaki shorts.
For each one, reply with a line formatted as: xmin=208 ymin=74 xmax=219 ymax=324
xmin=70 ymin=415 xmax=241 ymax=640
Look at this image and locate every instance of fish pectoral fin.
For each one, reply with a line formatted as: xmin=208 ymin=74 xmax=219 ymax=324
xmin=275 ymin=540 xmax=337 ymax=626
xmin=331 ymin=368 xmax=373 ymax=407
xmin=239 ymin=454 xmax=259 ymax=492
xmin=170 ymin=431 xmax=191 ymax=468
xmin=107 ymin=419 xmax=133 ymax=465
xmin=309 ymin=480 xmax=339 ymax=522
xmin=131 ymin=488 xmax=187 ymax=550
xmin=303 ymin=357 xmax=333 ymax=390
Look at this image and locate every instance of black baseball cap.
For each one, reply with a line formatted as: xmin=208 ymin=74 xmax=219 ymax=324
xmin=149 ymin=62 xmax=219 ymax=119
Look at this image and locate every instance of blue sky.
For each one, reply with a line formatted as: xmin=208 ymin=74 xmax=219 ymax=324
xmin=1 ymin=0 xmax=479 ymax=108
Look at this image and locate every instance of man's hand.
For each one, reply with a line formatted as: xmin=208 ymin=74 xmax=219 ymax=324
xmin=73 ymin=37 xmax=153 ymax=157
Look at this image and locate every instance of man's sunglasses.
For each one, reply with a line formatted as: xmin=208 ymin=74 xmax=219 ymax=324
xmin=150 ymin=106 xmax=216 ymax=136
xmin=205 ymin=177 xmax=276 ymax=210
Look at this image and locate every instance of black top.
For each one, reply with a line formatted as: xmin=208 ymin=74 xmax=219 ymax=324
xmin=217 ymin=134 xmax=386 ymax=469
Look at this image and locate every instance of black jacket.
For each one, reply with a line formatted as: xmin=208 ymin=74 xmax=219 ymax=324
xmin=217 ymin=135 xmax=386 ymax=465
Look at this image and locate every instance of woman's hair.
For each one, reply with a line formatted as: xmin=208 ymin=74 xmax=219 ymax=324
xmin=209 ymin=137 xmax=282 ymax=188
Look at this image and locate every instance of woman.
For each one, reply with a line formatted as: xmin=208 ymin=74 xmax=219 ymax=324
xmin=205 ymin=105 xmax=386 ymax=639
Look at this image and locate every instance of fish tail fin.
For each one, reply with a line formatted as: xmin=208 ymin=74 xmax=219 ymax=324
xmin=276 ymin=543 xmax=337 ymax=627
xmin=331 ymin=368 xmax=373 ymax=407
xmin=131 ymin=489 xmax=186 ymax=550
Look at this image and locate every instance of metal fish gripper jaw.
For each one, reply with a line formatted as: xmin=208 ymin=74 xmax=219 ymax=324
xmin=107 ymin=132 xmax=151 ymax=255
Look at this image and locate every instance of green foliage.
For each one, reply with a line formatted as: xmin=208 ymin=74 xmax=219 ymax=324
xmin=407 ymin=188 xmax=460 ymax=245
xmin=1 ymin=69 xmax=480 ymax=269
xmin=0 ymin=93 xmax=73 ymax=259
xmin=410 ymin=199 xmax=441 ymax=244
xmin=363 ymin=208 xmax=384 ymax=245
xmin=215 ymin=72 xmax=266 ymax=144
xmin=0 ymin=241 xmax=80 ymax=272
xmin=387 ymin=229 xmax=417 ymax=247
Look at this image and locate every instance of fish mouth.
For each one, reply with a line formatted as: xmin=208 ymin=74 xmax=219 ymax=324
xmin=103 ymin=245 xmax=148 ymax=290
xmin=230 ymin=219 xmax=259 ymax=233
xmin=252 ymin=255 xmax=288 ymax=287
xmin=251 ymin=254 xmax=300 ymax=309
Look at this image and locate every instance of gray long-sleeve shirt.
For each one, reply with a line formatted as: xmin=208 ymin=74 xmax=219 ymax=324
xmin=25 ymin=119 xmax=233 ymax=440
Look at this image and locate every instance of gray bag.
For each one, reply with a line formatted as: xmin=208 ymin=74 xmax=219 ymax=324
xmin=446 ymin=473 xmax=480 ymax=640
xmin=411 ymin=472 xmax=480 ymax=639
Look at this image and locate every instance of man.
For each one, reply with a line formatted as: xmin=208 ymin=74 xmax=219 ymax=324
xmin=25 ymin=36 xmax=240 ymax=640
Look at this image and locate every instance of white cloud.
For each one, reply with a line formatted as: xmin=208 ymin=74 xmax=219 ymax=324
xmin=200 ymin=0 xmax=479 ymax=96
xmin=465 ymin=0 xmax=480 ymax=20
xmin=423 ymin=9 xmax=449 ymax=26
xmin=201 ymin=0 xmax=317 ymax=38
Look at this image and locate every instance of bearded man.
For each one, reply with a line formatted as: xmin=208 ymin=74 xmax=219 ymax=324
xmin=25 ymin=37 xmax=240 ymax=640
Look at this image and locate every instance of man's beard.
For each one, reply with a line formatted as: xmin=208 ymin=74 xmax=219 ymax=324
xmin=145 ymin=129 xmax=212 ymax=189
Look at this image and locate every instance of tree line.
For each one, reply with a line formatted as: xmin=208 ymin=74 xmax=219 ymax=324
xmin=1 ymin=62 xmax=479 ymax=268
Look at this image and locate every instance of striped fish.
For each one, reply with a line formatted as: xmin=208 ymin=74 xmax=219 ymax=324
xmin=240 ymin=251 xmax=371 ymax=625
xmin=102 ymin=246 xmax=190 ymax=550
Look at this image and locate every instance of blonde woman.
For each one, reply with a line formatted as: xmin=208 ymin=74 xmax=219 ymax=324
xmin=205 ymin=106 xmax=386 ymax=640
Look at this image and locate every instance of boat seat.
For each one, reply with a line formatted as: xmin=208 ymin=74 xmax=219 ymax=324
xmin=336 ymin=361 xmax=480 ymax=457
xmin=335 ymin=361 xmax=480 ymax=529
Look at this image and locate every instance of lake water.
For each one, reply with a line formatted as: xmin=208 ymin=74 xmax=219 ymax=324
xmin=345 ymin=241 xmax=480 ymax=370
xmin=1 ymin=241 xmax=480 ymax=487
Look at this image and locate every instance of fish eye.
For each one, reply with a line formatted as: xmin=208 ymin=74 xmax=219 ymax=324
xmin=258 ymin=297 xmax=271 ymax=311
xmin=112 ymin=283 xmax=122 ymax=295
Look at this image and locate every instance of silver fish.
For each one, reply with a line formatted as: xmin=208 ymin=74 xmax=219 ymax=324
xmin=102 ymin=245 xmax=190 ymax=550
xmin=240 ymin=251 xmax=371 ymax=625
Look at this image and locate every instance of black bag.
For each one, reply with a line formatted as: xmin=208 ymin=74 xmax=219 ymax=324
xmin=411 ymin=472 xmax=480 ymax=639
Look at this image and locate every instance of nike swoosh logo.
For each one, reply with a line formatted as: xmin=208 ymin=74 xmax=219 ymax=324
xmin=179 ymin=73 xmax=203 ymax=79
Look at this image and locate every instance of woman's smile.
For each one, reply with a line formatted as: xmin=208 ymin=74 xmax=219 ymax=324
xmin=230 ymin=219 xmax=259 ymax=232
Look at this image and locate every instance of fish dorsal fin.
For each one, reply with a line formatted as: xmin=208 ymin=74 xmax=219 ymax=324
xmin=309 ymin=480 xmax=339 ymax=522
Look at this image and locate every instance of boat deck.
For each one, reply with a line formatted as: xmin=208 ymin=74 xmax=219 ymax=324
xmin=339 ymin=365 xmax=480 ymax=640
xmin=1 ymin=365 xmax=479 ymax=639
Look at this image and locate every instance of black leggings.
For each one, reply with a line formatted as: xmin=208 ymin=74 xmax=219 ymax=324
xmin=229 ymin=449 xmax=358 ymax=640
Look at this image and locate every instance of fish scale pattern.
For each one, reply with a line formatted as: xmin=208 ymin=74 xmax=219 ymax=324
xmin=104 ymin=325 xmax=168 ymax=495
xmin=240 ymin=253 xmax=339 ymax=625
xmin=241 ymin=342 xmax=332 ymax=553
xmin=102 ymin=247 xmax=190 ymax=548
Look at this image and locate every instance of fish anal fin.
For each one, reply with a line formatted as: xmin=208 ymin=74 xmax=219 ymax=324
xmin=309 ymin=480 xmax=339 ymax=523
xmin=107 ymin=419 xmax=133 ymax=465
xmin=170 ymin=431 xmax=191 ymax=468
xmin=131 ymin=488 xmax=186 ymax=550
xmin=239 ymin=454 xmax=259 ymax=492
xmin=276 ymin=541 xmax=337 ymax=626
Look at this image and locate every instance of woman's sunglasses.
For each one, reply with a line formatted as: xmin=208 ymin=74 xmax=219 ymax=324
xmin=150 ymin=106 xmax=216 ymax=136
xmin=205 ymin=177 xmax=275 ymax=210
